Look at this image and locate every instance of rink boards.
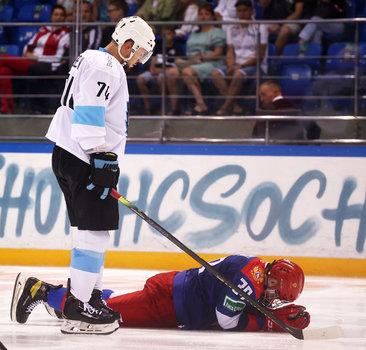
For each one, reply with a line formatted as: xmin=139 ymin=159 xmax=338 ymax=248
xmin=0 ymin=143 xmax=365 ymax=276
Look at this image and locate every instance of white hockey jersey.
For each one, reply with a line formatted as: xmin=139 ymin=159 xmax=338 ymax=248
xmin=46 ymin=48 xmax=129 ymax=163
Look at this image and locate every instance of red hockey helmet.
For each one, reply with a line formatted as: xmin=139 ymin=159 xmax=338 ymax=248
xmin=264 ymin=259 xmax=305 ymax=304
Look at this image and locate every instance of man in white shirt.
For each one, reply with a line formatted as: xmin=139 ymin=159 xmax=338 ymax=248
xmin=45 ymin=16 xmax=155 ymax=335
xmin=212 ymin=0 xmax=268 ymax=116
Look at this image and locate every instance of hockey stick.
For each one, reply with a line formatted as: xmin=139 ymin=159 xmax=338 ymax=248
xmin=110 ymin=189 xmax=343 ymax=340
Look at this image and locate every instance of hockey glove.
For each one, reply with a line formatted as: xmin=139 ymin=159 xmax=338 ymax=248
xmin=263 ymin=304 xmax=310 ymax=332
xmin=86 ymin=152 xmax=119 ymax=200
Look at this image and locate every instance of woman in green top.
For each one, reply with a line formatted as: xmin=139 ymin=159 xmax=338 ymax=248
xmin=166 ymin=3 xmax=226 ymax=115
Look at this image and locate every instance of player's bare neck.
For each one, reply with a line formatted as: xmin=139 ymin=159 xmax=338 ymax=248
xmin=105 ymin=42 xmax=124 ymax=64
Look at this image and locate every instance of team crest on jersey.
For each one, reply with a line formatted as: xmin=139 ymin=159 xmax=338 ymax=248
xmin=250 ymin=265 xmax=264 ymax=284
xmin=107 ymin=55 xmax=113 ymax=68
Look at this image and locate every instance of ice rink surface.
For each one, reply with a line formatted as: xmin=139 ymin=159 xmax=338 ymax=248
xmin=0 ymin=266 xmax=365 ymax=350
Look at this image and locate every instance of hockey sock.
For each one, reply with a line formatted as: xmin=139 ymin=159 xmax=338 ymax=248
xmin=94 ymin=266 xmax=104 ymax=290
xmin=47 ymin=288 xmax=114 ymax=312
xmin=47 ymin=286 xmax=67 ymax=311
xmin=70 ymin=229 xmax=110 ymax=302
xmin=102 ymin=289 xmax=114 ymax=300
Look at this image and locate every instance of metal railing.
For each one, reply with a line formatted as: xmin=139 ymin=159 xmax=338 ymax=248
xmin=0 ymin=13 xmax=365 ymax=144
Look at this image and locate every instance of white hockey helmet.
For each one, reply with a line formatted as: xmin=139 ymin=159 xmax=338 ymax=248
xmin=112 ymin=16 xmax=155 ymax=64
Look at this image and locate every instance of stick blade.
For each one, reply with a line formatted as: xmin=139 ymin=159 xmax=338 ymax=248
xmin=303 ymin=325 xmax=344 ymax=340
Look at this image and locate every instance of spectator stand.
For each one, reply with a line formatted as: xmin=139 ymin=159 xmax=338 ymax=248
xmin=0 ymin=2 xmax=68 ymax=114
xmin=0 ymin=44 xmax=19 ymax=56
xmin=0 ymin=4 xmax=365 ymax=144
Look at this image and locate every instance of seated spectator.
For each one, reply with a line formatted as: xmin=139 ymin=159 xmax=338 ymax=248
xmin=211 ymin=0 xmax=267 ymax=116
xmin=165 ymin=3 xmax=225 ymax=115
xmin=252 ymin=80 xmax=320 ymax=140
xmin=175 ymin=0 xmax=199 ymax=38
xmin=298 ymin=0 xmax=347 ymax=49
xmin=258 ymin=0 xmax=305 ymax=55
xmin=136 ymin=0 xmax=179 ymax=22
xmin=0 ymin=4 xmax=69 ymax=114
xmin=81 ymin=0 xmax=102 ymax=50
xmin=100 ymin=0 xmax=128 ymax=47
xmin=136 ymin=26 xmax=185 ymax=115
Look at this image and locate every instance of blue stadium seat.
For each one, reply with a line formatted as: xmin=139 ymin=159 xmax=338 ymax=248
xmin=126 ymin=3 xmax=139 ymax=16
xmin=325 ymin=42 xmax=366 ymax=73
xmin=254 ymin=2 xmax=263 ymax=19
xmin=0 ymin=44 xmax=19 ymax=56
xmin=39 ymin=4 xmax=52 ymax=22
xmin=8 ymin=0 xmax=39 ymax=17
xmin=0 ymin=5 xmax=14 ymax=22
xmin=280 ymin=64 xmax=312 ymax=97
xmin=11 ymin=0 xmax=39 ymax=9
xmin=16 ymin=4 xmax=52 ymax=22
xmin=357 ymin=0 xmax=366 ymax=13
xmin=360 ymin=4 xmax=366 ymax=41
xmin=280 ymin=43 xmax=322 ymax=73
xmin=361 ymin=23 xmax=366 ymax=42
xmin=359 ymin=42 xmax=366 ymax=72
xmin=346 ymin=0 xmax=356 ymax=18
xmin=11 ymin=26 xmax=38 ymax=53
xmin=267 ymin=43 xmax=277 ymax=74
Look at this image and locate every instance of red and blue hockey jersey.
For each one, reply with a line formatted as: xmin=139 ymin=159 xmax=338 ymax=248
xmin=173 ymin=255 xmax=266 ymax=330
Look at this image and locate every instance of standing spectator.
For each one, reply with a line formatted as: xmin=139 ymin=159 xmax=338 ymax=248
xmin=0 ymin=5 xmax=69 ymax=114
xmin=259 ymin=0 xmax=305 ymax=54
xmin=136 ymin=26 xmax=185 ymax=115
xmin=81 ymin=0 xmax=102 ymax=50
xmin=165 ymin=3 xmax=225 ymax=115
xmin=298 ymin=0 xmax=347 ymax=49
xmin=136 ymin=0 xmax=179 ymax=22
xmin=175 ymin=0 xmax=199 ymax=38
xmin=100 ymin=0 xmax=128 ymax=47
xmin=211 ymin=0 xmax=267 ymax=116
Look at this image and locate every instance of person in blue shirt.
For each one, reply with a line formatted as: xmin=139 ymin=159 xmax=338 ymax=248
xmin=11 ymin=255 xmax=310 ymax=332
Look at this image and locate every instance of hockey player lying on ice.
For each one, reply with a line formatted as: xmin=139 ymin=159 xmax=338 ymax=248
xmin=11 ymin=255 xmax=310 ymax=334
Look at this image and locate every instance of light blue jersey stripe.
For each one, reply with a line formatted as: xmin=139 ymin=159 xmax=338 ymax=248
xmin=72 ymin=106 xmax=106 ymax=127
xmin=71 ymin=248 xmax=104 ymax=273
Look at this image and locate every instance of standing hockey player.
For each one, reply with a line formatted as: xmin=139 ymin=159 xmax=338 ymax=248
xmin=43 ymin=16 xmax=155 ymax=334
xmin=11 ymin=256 xmax=310 ymax=332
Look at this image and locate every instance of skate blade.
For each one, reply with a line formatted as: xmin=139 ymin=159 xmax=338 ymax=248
xmin=10 ymin=272 xmax=26 ymax=323
xmin=60 ymin=319 xmax=119 ymax=335
xmin=44 ymin=303 xmax=63 ymax=320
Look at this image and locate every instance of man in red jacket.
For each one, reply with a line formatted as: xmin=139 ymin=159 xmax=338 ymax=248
xmin=0 ymin=4 xmax=70 ymax=113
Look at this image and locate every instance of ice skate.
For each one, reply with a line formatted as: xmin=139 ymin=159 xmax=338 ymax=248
xmin=61 ymin=281 xmax=119 ymax=335
xmin=10 ymin=273 xmax=58 ymax=324
xmin=88 ymin=289 xmax=120 ymax=321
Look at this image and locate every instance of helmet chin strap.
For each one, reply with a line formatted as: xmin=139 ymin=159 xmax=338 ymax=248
xmin=117 ymin=44 xmax=133 ymax=65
